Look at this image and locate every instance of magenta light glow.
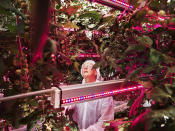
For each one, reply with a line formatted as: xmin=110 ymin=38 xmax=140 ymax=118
xmin=110 ymin=0 xmax=132 ymax=8
xmin=78 ymin=53 xmax=100 ymax=58
xmin=94 ymin=0 xmax=133 ymax=10
xmin=62 ymin=84 xmax=143 ymax=104
xmin=69 ymin=53 xmax=101 ymax=58
xmin=60 ymin=27 xmax=75 ymax=31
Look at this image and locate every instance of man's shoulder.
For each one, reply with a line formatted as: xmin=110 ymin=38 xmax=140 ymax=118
xmin=101 ymin=96 xmax=113 ymax=102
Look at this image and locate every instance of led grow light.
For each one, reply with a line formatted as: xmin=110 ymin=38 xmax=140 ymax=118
xmin=89 ymin=0 xmax=133 ymax=11
xmin=62 ymin=84 xmax=143 ymax=104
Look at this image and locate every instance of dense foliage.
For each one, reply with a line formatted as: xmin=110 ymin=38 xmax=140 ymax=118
xmin=0 ymin=0 xmax=175 ymax=130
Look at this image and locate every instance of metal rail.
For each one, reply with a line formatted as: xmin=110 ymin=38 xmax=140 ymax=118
xmin=0 ymin=79 xmax=143 ymax=108
xmin=0 ymin=88 xmax=55 ymax=102
xmin=0 ymin=87 xmax=61 ymax=108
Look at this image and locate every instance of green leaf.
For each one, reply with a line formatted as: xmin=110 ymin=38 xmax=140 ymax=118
xmin=91 ymin=41 xmax=99 ymax=53
xmin=6 ymin=24 xmax=16 ymax=32
xmin=102 ymin=48 xmax=110 ymax=57
xmin=164 ymin=86 xmax=173 ymax=95
xmin=0 ymin=0 xmax=11 ymax=9
xmin=167 ymin=66 xmax=175 ymax=73
xmin=145 ymin=106 xmax=175 ymax=130
xmin=149 ymin=0 xmax=160 ymax=12
xmin=70 ymin=53 xmax=79 ymax=60
xmin=63 ymin=21 xmax=79 ymax=29
xmin=100 ymin=43 xmax=106 ymax=53
xmin=30 ymin=100 xmax=39 ymax=107
xmin=73 ymin=62 xmax=79 ymax=72
xmin=0 ymin=7 xmax=8 ymax=14
xmin=149 ymin=49 xmax=163 ymax=65
xmin=162 ymin=54 xmax=175 ymax=64
xmin=101 ymin=15 xmax=114 ymax=26
xmin=34 ymin=123 xmax=41 ymax=131
xmin=135 ymin=9 xmax=147 ymax=22
xmin=125 ymin=44 xmax=146 ymax=54
xmin=76 ymin=48 xmax=85 ymax=53
xmin=0 ymin=0 xmax=25 ymax=19
xmin=79 ymin=11 xmax=102 ymax=23
xmin=93 ymin=61 xmax=103 ymax=69
xmin=56 ymin=0 xmax=61 ymax=9
xmin=16 ymin=21 xmax=25 ymax=34
xmin=143 ymin=66 xmax=155 ymax=73
xmin=165 ymin=84 xmax=175 ymax=88
xmin=151 ymin=87 xmax=172 ymax=103
xmin=129 ymin=0 xmax=141 ymax=9
xmin=27 ymin=121 xmax=34 ymax=131
xmin=126 ymin=67 xmax=143 ymax=81
xmin=136 ymin=35 xmax=153 ymax=47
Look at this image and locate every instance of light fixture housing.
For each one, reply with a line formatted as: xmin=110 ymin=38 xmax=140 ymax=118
xmin=88 ymin=0 xmax=133 ymax=11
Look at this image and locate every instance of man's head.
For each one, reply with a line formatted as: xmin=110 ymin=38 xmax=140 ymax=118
xmin=81 ymin=60 xmax=97 ymax=80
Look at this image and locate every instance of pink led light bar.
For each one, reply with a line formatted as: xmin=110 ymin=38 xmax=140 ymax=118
xmin=78 ymin=53 xmax=100 ymax=58
xmin=92 ymin=0 xmax=133 ymax=11
xmin=62 ymin=84 xmax=143 ymax=104
xmin=69 ymin=53 xmax=101 ymax=58
xmin=110 ymin=0 xmax=132 ymax=8
xmin=59 ymin=27 xmax=76 ymax=31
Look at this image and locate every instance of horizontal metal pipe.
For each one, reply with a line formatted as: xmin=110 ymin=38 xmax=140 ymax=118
xmin=0 ymin=88 xmax=55 ymax=102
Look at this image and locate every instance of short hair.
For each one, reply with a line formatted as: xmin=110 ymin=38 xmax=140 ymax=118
xmin=81 ymin=60 xmax=102 ymax=81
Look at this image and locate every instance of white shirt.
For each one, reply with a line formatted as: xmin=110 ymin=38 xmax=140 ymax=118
xmin=72 ymin=80 xmax=114 ymax=130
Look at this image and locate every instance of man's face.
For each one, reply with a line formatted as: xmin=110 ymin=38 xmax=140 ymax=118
xmin=81 ymin=62 xmax=97 ymax=79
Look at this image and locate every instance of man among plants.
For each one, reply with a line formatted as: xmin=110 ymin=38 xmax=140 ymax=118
xmin=67 ymin=60 xmax=114 ymax=131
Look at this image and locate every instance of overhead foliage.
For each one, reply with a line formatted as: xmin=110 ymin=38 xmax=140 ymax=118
xmin=0 ymin=0 xmax=175 ymax=130
xmin=0 ymin=0 xmax=114 ymax=130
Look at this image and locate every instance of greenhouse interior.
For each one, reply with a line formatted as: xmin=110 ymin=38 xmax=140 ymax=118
xmin=0 ymin=0 xmax=175 ymax=130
